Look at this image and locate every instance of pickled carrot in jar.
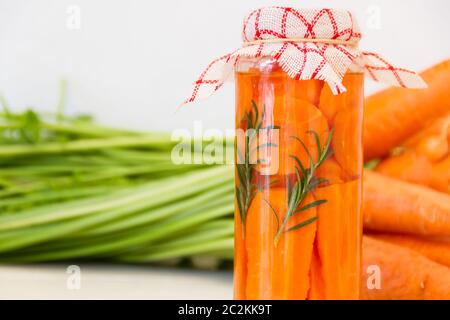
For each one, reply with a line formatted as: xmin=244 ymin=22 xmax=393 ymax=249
xmin=234 ymin=57 xmax=363 ymax=300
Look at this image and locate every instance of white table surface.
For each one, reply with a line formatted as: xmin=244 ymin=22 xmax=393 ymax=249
xmin=0 ymin=264 xmax=233 ymax=300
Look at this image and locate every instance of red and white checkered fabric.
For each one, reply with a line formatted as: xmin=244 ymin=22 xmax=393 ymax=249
xmin=183 ymin=7 xmax=426 ymax=105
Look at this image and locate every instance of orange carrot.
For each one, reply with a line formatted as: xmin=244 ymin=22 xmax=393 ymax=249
xmin=416 ymin=135 xmax=449 ymax=162
xmin=363 ymin=170 xmax=450 ymax=236
xmin=374 ymin=151 xmax=434 ymax=187
xmin=370 ymin=233 xmax=450 ymax=268
xmin=289 ymin=78 xmax=324 ymax=106
xmin=245 ymin=189 xmax=317 ymax=300
xmin=308 ymin=242 xmax=325 ymax=299
xmin=364 ymin=60 xmax=450 ymax=160
xmin=317 ymin=73 xmax=364 ymax=179
xmin=253 ymin=98 xmax=329 ymax=176
xmin=315 ymin=157 xmax=346 ymax=184
xmin=374 ymin=113 xmax=449 ymax=192
xmin=245 ymin=190 xmax=278 ymax=299
xmin=234 ymin=198 xmax=247 ymax=299
xmin=375 ymin=151 xmax=450 ymax=194
xmin=287 ymin=99 xmax=328 ymax=175
xmin=332 ymin=100 xmax=364 ymax=178
xmin=312 ymin=180 xmax=362 ymax=300
xmin=361 ymin=236 xmax=450 ymax=300
xmin=235 ymin=69 xmax=256 ymax=129
xmin=307 ymin=72 xmax=363 ymax=300
xmin=404 ymin=112 xmax=450 ymax=153
xmin=430 ymin=156 xmax=450 ymax=194
xmin=319 ymin=73 xmax=364 ymax=124
xmin=273 ymin=193 xmax=317 ymax=299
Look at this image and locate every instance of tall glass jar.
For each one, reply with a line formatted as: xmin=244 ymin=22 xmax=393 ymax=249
xmin=234 ymin=57 xmax=363 ymax=300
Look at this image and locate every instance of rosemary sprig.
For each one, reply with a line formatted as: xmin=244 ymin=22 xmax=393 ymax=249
xmin=235 ymin=100 xmax=278 ymax=238
xmin=273 ymin=129 xmax=334 ymax=244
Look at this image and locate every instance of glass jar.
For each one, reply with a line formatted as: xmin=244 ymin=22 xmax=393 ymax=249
xmin=234 ymin=57 xmax=363 ymax=300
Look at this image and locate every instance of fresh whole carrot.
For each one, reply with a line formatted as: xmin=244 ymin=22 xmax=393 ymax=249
xmin=374 ymin=113 xmax=450 ymax=192
xmin=363 ymin=170 xmax=450 ymax=236
xmin=369 ymin=233 xmax=450 ymax=268
xmin=375 ymin=151 xmax=450 ymax=194
xmin=361 ymin=236 xmax=450 ymax=300
xmin=430 ymin=156 xmax=450 ymax=194
xmin=364 ymin=59 xmax=450 ymax=160
xmin=403 ymin=112 xmax=450 ymax=154
xmin=416 ymin=134 xmax=449 ymax=162
xmin=374 ymin=150 xmax=434 ymax=187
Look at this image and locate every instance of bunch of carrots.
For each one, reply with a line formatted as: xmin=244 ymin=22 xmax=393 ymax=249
xmin=361 ymin=59 xmax=450 ymax=299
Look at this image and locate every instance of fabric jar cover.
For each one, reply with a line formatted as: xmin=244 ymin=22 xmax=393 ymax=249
xmin=183 ymin=7 xmax=426 ymax=105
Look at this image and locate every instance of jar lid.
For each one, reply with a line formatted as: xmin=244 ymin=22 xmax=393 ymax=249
xmin=242 ymin=7 xmax=361 ymax=45
xmin=183 ymin=7 xmax=426 ymax=105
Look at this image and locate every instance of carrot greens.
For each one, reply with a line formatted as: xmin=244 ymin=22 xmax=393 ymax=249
xmin=0 ymin=100 xmax=235 ymax=266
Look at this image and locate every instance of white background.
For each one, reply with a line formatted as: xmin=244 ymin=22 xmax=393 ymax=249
xmin=1 ymin=0 xmax=449 ymax=132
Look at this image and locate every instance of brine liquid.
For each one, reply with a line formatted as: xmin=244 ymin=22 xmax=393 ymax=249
xmin=234 ymin=63 xmax=363 ymax=300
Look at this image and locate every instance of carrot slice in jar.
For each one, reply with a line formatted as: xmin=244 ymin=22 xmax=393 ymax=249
xmin=271 ymin=193 xmax=317 ymax=299
xmin=235 ymin=72 xmax=254 ymax=129
xmin=282 ymin=99 xmax=329 ymax=175
xmin=315 ymin=157 xmax=345 ymax=185
xmin=332 ymin=104 xmax=363 ymax=179
xmin=313 ymin=179 xmax=362 ymax=299
xmin=245 ymin=189 xmax=318 ymax=300
xmin=318 ymin=73 xmax=364 ymax=124
xmin=245 ymin=190 xmax=279 ymax=299
xmin=288 ymin=78 xmax=324 ymax=106
xmin=253 ymin=98 xmax=330 ymax=176
xmin=234 ymin=198 xmax=247 ymax=299
xmin=308 ymin=239 xmax=325 ymax=300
